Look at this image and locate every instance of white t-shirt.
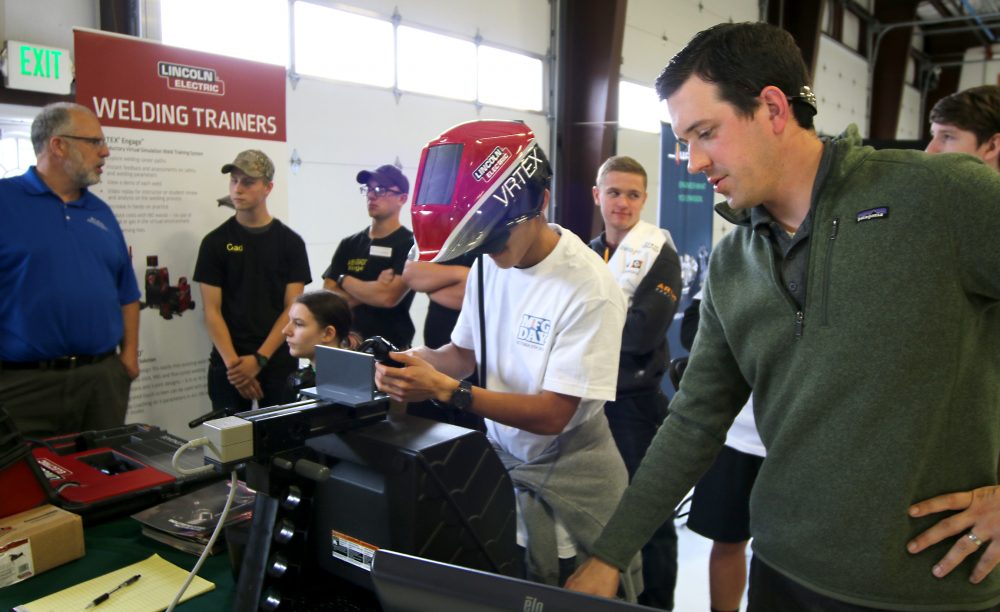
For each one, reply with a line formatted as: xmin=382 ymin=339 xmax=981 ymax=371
xmin=452 ymin=224 xmax=626 ymax=462
xmin=606 ymin=219 xmax=677 ymax=307
xmin=726 ymin=401 xmax=766 ymax=457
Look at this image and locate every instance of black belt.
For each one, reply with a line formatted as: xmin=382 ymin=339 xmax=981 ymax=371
xmin=0 ymin=350 xmax=116 ymax=371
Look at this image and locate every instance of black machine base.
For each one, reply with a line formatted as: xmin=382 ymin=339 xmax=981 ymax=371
xmin=233 ymin=413 xmax=515 ymax=611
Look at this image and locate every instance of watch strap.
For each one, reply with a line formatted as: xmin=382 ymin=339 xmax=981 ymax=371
xmin=449 ymin=379 xmax=473 ymax=411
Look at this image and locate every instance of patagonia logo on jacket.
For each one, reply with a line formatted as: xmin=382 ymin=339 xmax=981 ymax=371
xmin=856 ymin=207 xmax=889 ymax=223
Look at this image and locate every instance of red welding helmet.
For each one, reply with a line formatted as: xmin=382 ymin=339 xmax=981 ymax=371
xmin=410 ymin=120 xmax=552 ymax=262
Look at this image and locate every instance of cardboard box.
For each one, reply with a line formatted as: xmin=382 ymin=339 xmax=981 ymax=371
xmin=0 ymin=504 xmax=84 ymax=587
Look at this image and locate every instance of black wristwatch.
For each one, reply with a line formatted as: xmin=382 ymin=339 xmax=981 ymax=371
xmin=449 ymin=379 xmax=473 ymax=411
xmin=336 ymin=273 xmax=347 ymax=289
xmin=254 ymin=352 xmax=269 ymax=368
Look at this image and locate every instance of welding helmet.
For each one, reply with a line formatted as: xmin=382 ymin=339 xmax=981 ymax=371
xmin=410 ymin=120 xmax=552 ymax=262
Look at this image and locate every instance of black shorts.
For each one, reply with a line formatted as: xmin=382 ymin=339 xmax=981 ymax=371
xmin=686 ymin=444 xmax=764 ymax=543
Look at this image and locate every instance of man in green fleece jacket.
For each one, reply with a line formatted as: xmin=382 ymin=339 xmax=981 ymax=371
xmin=566 ymin=22 xmax=1000 ymax=611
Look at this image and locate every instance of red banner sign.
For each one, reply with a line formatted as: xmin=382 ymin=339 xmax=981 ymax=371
xmin=74 ymin=29 xmax=286 ymax=142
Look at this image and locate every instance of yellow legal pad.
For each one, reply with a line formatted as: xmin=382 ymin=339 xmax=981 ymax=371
xmin=13 ymin=554 xmax=214 ymax=612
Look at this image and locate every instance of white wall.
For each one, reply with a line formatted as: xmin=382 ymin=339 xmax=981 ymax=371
xmin=896 ymin=42 xmax=922 ymax=141
xmin=896 ymin=84 xmax=923 ymax=139
xmin=813 ymin=35 xmax=870 ymax=138
xmin=843 ymin=9 xmax=862 ymax=52
xmin=957 ymin=45 xmax=1000 ymax=90
xmin=0 ymin=0 xmax=97 ymax=50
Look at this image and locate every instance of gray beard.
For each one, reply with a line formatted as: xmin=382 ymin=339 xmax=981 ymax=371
xmin=63 ymin=158 xmax=100 ymax=188
xmin=76 ymin=170 xmax=100 ymax=187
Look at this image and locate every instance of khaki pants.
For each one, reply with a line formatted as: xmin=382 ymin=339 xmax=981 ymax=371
xmin=0 ymin=356 xmax=131 ymax=437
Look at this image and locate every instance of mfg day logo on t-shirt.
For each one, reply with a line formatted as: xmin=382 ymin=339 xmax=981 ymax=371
xmin=516 ymin=313 xmax=551 ymax=348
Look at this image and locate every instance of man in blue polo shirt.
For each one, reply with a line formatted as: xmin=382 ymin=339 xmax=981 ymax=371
xmin=0 ymin=102 xmax=140 ymax=436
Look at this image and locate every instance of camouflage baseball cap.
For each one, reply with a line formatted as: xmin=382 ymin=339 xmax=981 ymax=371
xmin=221 ymin=149 xmax=275 ymax=181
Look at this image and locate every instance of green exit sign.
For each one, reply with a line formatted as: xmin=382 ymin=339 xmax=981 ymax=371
xmin=3 ymin=40 xmax=73 ymax=94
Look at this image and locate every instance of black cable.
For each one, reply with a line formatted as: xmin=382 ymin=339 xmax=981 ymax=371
xmin=477 ymin=254 xmax=487 ymax=388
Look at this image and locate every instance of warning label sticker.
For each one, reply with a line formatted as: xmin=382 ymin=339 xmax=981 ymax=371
xmin=331 ymin=530 xmax=377 ymax=572
xmin=0 ymin=538 xmax=34 ymax=587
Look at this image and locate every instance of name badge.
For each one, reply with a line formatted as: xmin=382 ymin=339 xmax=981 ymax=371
xmin=370 ymin=245 xmax=393 ymax=258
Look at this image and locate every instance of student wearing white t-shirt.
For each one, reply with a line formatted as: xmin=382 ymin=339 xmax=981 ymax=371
xmin=374 ymin=121 xmax=641 ymax=598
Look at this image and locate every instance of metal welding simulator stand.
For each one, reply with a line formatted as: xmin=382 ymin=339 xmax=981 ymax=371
xmin=201 ymin=347 xmax=515 ymax=611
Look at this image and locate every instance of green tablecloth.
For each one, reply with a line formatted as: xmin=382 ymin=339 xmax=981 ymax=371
xmin=0 ymin=516 xmax=235 ymax=611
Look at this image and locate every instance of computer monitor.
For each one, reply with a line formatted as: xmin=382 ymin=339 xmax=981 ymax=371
xmin=372 ymin=549 xmax=653 ymax=612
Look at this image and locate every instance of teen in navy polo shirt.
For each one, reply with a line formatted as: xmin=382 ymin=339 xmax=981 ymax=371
xmin=0 ymin=102 xmax=141 ymax=436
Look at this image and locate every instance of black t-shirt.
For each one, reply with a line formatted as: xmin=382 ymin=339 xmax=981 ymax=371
xmin=323 ymin=226 xmax=415 ymax=347
xmin=423 ymin=253 xmax=476 ymax=349
xmin=193 ymin=217 xmax=311 ymax=365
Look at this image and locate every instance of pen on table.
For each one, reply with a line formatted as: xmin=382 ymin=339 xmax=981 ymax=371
xmin=84 ymin=573 xmax=141 ymax=609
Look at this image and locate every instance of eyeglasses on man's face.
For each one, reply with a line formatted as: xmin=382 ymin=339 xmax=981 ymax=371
xmin=359 ymin=184 xmax=403 ymax=198
xmin=58 ymin=134 xmax=108 ymax=148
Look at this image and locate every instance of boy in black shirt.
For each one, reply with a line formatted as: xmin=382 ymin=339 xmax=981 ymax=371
xmin=193 ymin=150 xmax=311 ymax=412
xmin=323 ymin=164 xmax=415 ymax=348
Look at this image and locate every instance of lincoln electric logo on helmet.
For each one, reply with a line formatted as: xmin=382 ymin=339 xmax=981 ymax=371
xmin=473 ymin=146 xmax=512 ymax=182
